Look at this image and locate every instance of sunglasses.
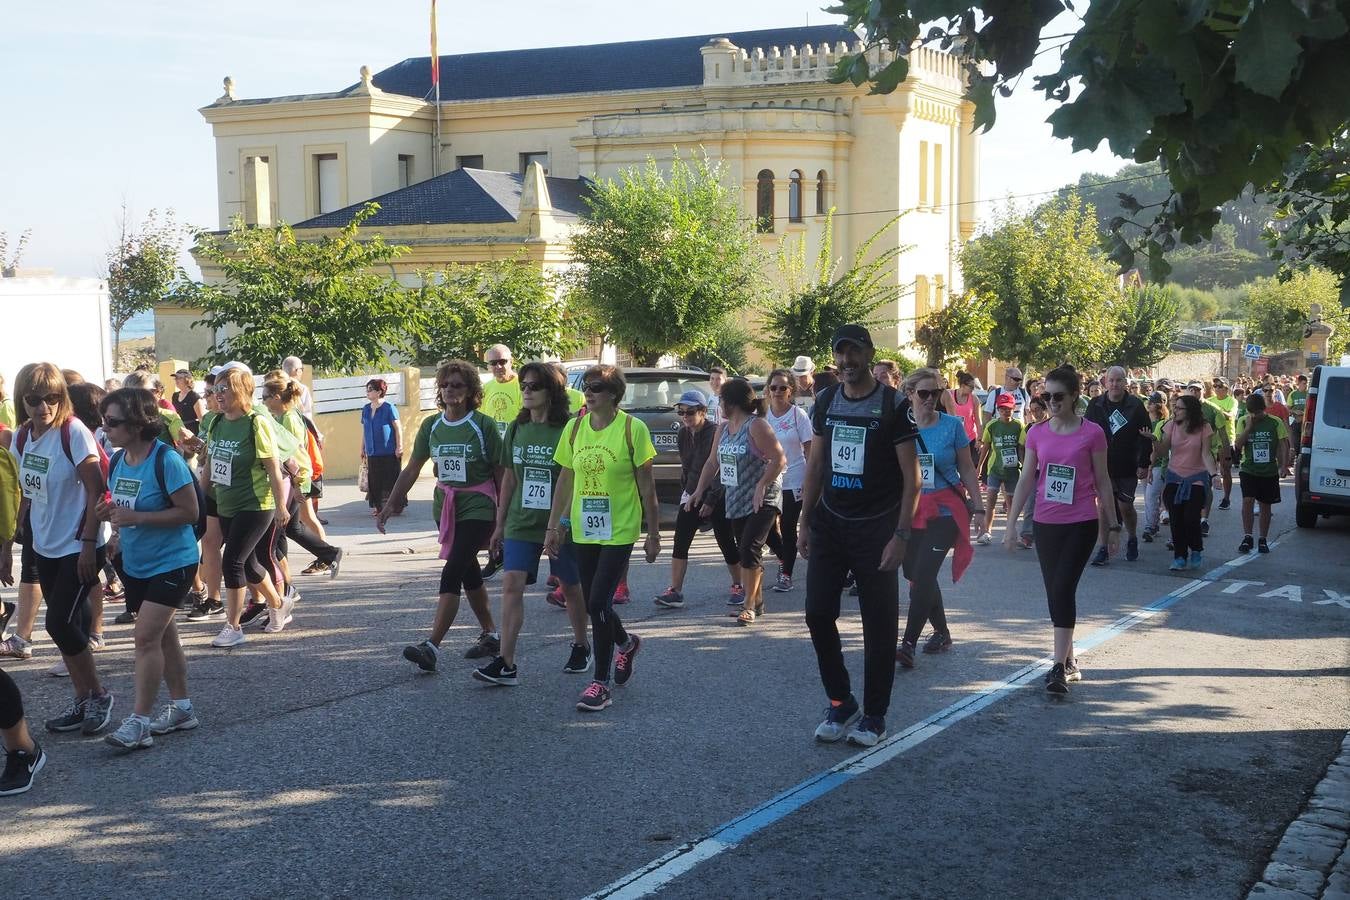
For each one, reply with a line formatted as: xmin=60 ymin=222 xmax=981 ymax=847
xmin=767 ymin=385 xmax=790 ymax=393
xmin=439 ymin=381 xmax=469 ymax=391
xmin=675 ymin=407 xmax=700 ymax=417
xmin=1010 ymin=376 xmax=1023 ymax=382
xmin=582 ymin=383 xmax=608 ymax=394
xmin=209 ymin=385 xmax=230 ymax=395
xmin=487 ymin=359 xmax=510 ymax=367
xmin=23 ymin=393 xmax=63 ymax=407
xmin=913 ymin=388 xmax=941 ymax=401
xmin=1041 ymin=391 xmax=1070 ymax=403
xmin=519 ymin=381 xmax=544 ymax=392
xmin=102 ymin=416 xmax=128 ymax=429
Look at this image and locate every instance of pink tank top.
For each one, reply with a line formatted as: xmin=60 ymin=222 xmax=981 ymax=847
xmin=948 ymin=390 xmax=979 ymax=442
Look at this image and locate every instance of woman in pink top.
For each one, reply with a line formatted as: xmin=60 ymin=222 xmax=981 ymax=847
xmin=1150 ymin=395 xmax=1215 ymax=572
xmin=1004 ymin=365 xmax=1118 ymax=696
xmin=941 ymin=371 xmax=981 ymax=468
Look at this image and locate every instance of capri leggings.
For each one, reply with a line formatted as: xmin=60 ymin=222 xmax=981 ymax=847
xmin=438 ymin=519 xmax=494 ymax=596
xmin=574 ymin=542 xmax=634 ymax=684
xmin=0 ymin=667 xmax=23 ymax=730
xmin=901 ymin=515 xmax=959 ymax=646
xmin=19 ymin=539 xmax=39 ymax=585
xmin=277 ymin=494 xmax=340 ymax=565
xmin=36 ymin=548 xmax=106 ymax=657
xmin=765 ymin=488 xmax=804 ymax=576
xmin=670 ymin=504 xmax=738 ymax=564
xmin=1032 ymin=519 xmax=1098 ymax=628
xmin=728 ymin=506 xmax=779 ymax=571
xmin=219 ymin=509 xmax=280 ymax=590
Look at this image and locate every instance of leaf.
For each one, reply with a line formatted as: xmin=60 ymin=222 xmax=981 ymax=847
xmin=1232 ymin=0 xmax=1308 ymax=98
xmin=849 ymin=54 xmax=871 ymax=88
xmin=868 ymin=57 xmax=910 ymax=95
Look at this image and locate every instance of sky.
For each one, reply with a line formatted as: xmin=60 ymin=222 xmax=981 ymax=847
xmin=1 ymin=1 xmax=1127 ymax=280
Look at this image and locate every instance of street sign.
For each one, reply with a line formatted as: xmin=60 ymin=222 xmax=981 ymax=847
xmin=1243 ymin=343 xmax=1262 ymax=359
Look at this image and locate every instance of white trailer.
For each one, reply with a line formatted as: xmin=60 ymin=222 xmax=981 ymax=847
xmin=0 ymin=273 xmax=113 ymax=390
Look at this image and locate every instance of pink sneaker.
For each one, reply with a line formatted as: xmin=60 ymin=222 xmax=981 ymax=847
xmin=576 ymin=680 xmax=612 ymax=712
xmin=545 ymin=587 xmax=567 ymax=609
xmin=612 ymin=580 xmax=631 ymax=605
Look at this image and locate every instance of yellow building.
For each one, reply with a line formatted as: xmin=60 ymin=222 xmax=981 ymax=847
xmin=160 ymin=25 xmax=978 ymax=364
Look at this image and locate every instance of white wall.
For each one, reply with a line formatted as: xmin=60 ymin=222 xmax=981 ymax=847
xmin=0 ymin=276 xmax=113 ymax=388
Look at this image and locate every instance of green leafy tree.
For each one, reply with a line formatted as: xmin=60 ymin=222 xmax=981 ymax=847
xmin=106 ymin=207 xmax=185 ymax=358
xmin=959 ymin=195 xmax=1120 ymax=369
xmin=871 ymin=346 xmax=925 ymax=375
xmin=1168 ymin=285 xmax=1221 ymax=323
xmin=913 ymin=290 xmax=994 ymax=369
xmin=1243 ymin=267 xmax=1342 ymax=352
xmin=1111 ymin=284 xmax=1180 ymax=367
xmin=1167 ymin=248 xmax=1278 ymax=289
xmin=565 ymin=153 xmax=764 ymax=366
xmin=829 ymin=0 xmax=1350 ymax=277
xmin=1266 ymin=134 xmax=1350 ymax=304
xmin=414 ymin=258 xmax=581 ymax=365
xmin=684 ymin=323 xmax=751 ymax=375
xmin=757 ymin=211 xmax=906 ymax=364
xmin=176 ymin=205 xmax=425 ymax=372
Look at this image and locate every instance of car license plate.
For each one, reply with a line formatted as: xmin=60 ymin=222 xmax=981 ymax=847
xmin=652 ymin=433 xmax=678 ymax=450
xmin=1317 ymin=474 xmax=1350 ymax=490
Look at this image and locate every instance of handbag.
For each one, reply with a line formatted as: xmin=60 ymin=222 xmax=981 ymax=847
xmin=358 ymin=457 xmax=369 ymax=493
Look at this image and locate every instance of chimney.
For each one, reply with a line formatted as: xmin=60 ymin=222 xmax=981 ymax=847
xmin=243 ymin=156 xmax=272 ymax=227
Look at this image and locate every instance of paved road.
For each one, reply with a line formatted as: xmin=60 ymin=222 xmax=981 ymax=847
xmin=2 ymin=475 xmax=1346 ymax=898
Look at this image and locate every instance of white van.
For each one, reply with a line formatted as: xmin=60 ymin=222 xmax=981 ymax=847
xmin=1294 ymin=364 xmax=1350 ymax=527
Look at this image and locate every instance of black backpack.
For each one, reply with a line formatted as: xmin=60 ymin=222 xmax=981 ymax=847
xmin=111 ymin=442 xmax=208 ymax=541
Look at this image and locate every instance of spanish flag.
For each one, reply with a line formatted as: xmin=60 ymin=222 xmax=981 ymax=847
xmin=430 ymin=0 xmax=439 ymax=88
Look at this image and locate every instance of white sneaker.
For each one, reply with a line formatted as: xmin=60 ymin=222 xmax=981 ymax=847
xmin=149 ymin=704 xmax=199 ymax=735
xmin=105 ymin=716 xmax=154 ymax=751
xmin=47 ymin=658 xmax=69 ymax=678
xmin=88 ymin=634 xmax=106 ymax=652
xmin=211 ymin=625 xmax=246 ymax=648
xmin=264 ymin=595 xmax=296 ymax=633
xmin=975 ymin=532 xmax=993 ymax=545
xmin=0 ymin=634 xmax=34 ymax=659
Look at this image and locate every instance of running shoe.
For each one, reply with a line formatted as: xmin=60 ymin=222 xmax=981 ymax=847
xmin=922 ymin=631 xmax=953 ymax=654
xmin=1238 ymin=535 xmax=1254 ymax=554
xmin=149 ymin=704 xmax=199 ymax=735
xmin=1166 ymin=540 xmax=1175 ymax=551
xmin=545 ymin=587 xmax=567 ymax=609
xmin=975 ymin=532 xmax=993 ymax=545
xmin=654 ymin=588 xmax=685 ymax=609
xmin=612 ymin=581 xmax=631 ymax=605
xmin=88 ymin=633 xmax=106 ymax=652
xmin=404 ymin=640 xmax=438 ymax=672
xmin=1169 ymin=557 xmax=1188 ymax=571
xmin=329 ymin=548 xmax=343 ymax=579
xmin=813 ymin=697 xmax=860 ymax=743
xmin=1161 ymin=515 xmax=1170 ymax=526
xmin=480 ymin=552 xmax=502 ymax=581
xmin=1089 ymin=546 xmax=1109 ymax=567
xmin=727 ymin=584 xmax=746 ymax=607
xmin=105 ymin=716 xmax=153 ymax=751
xmin=239 ymin=602 xmax=268 ymax=628
xmin=463 ymin=631 xmax=500 ymax=660
xmin=1189 ymin=551 xmax=1204 ymax=570
xmin=772 ymin=571 xmax=793 ymax=593
xmin=0 ymin=742 xmax=46 ymax=796
xmin=1200 ymin=519 xmax=1210 ymax=537
xmin=563 ymin=643 xmax=592 ymax=674
xmin=1141 ymin=528 xmax=1154 ymax=543
xmin=0 ymin=600 xmax=16 ymax=636
xmin=846 ymin=715 xmax=886 ymax=747
xmin=103 ymin=581 xmax=125 ymax=602
xmin=186 ymin=598 xmax=225 ymax=622
xmin=1064 ymin=661 xmax=1083 ymax=683
xmin=614 ymin=634 xmax=641 ymax=686
xmin=576 ymin=681 xmax=612 ymax=712
xmin=472 ymin=657 xmax=519 ymax=686
xmin=210 ymin=625 xmax=246 ymax=648
xmin=300 ymin=560 xmax=331 ymax=576
xmin=47 ymin=659 xmax=69 ymax=678
xmin=114 ymin=609 xmax=137 ymax=625
xmin=264 ymin=594 xmax=296 ymax=634
xmin=184 ymin=588 xmax=206 ymax=611
xmin=1258 ymin=538 xmax=1270 ymax=554
xmin=82 ymin=692 xmax=116 ymax=735
xmin=1125 ymin=537 xmax=1139 ymax=562
xmin=0 ymin=634 xmax=33 ymax=660
xmin=896 ymin=639 xmax=917 ymax=669
xmin=848 ymin=584 xmax=860 ymax=597
xmin=1018 ymin=534 xmax=1034 ymax=550
xmin=44 ymin=697 xmax=87 ymax=733
xmin=1218 ymin=496 xmax=1231 ymax=510
xmin=1045 ymin=663 xmax=1069 ymax=695
xmin=285 ymin=583 xmax=302 ymax=604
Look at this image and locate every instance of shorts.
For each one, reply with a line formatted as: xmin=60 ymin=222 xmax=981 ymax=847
xmin=503 ymin=538 xmax=579 ymax=587
xmin=205 ymin=492 xmax=219 ymax=519
xmin=986 ymin=470 xmax=1020 ymax=494
xmin=20 ymin=540 xmax=39 ymax=585
xmin=116 ymin=563 xmax=199 ymax=613
xmin=1239 ymin=472 xmax=1281 ymax=505
xmin=1110 ymin=476 xmax=1139 ymax=505
xmin=308 ymin=477 xmax=324 ymax=500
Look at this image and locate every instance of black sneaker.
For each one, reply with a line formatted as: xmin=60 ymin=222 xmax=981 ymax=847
xmin=1089 ymin=546 xmax=1109 ymax=567
xmin=1141 ymin=529 xmax=1154 ymax=543
xmin=1218 ymin=496 xmax=1231 ymax=510
xmin=1045 ymin=663 xmax=1069 ymax=695
xmin=813 ymin=696 xmax=861 ymax=742
xmin=472 ymin=656 xmax=519 ymax=686
xmin=0 ymin=742 xmax=46 ymax=796
xmin=1238 ymin=535 xmax=1254 ymax=554
xmin=0 ymin=600 xmax=14 ymax=636
xmin=44 ymin=697 xmax=86 ymax=733
xmin=1258 ymin=538 xmax=1270 ymax=553
xmin=463 ymin=631 xmax=500 ymax=659
xmin=896 ymin=639 xmax=917 ymax=669
xmin=113 ymin=609 xmax=137 ymax=625
xmin=1200 ymin=519 xmax=1210 ymax=536
xmin=403 ymin=640 xmax=438 ymax=672
xmin=922 ymin=631 xmax=952 ymax=654
xmin=186 ymin=598 xmax=225 ymax=622
xmin=329 ymin=548 xmax=344 ymax=579
xmin=563 ymin=643 xmax=592 ymax=674
xmin=614 ymin=634 xmax=641 ymax=686
xmin=239 ymin=601 xmax=268 ymax=627
xmin=82 ymin=691 xmax=115 ymax=735
xmin=480 ymin=553 xmax=502 ymax=581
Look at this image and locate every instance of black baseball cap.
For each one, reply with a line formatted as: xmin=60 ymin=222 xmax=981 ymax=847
xmin=831 ymin=324 xmax=874 ymax=351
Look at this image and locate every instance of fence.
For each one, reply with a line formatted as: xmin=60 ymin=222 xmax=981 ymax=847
xmin=308 ymin=367 xmax=441 ymax=480
xmin=312 ymin=372 xmax=441 ymax=414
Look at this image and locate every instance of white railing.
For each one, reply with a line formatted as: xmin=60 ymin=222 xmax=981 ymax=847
xmin=419 ymin=377 xmax=439 ymax=411
xmin=313 ymin=372 xmax=404 ymax=414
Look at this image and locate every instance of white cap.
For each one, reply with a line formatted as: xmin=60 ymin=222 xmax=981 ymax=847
xmin=791 ymin=355 xmax=815 ymax=376
xmin=210 ymin=361 xmax=252 ymax=378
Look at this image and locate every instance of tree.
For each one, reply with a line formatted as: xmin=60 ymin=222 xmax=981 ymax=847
xmin=565 ymin=153 xmax=764 ymax=366
xmin=683 ymin=323 xmax=751 ymax=375
xmin=1265 ymin=133 xmax=1350 ymax=304
xmin=1167 ymin=247 xmax=1278 ymax=289
xmin=0 ymin=228 xmax=31 ymax=271
xmin=959 ymin=195 xmax=1120 ymax=369
xmin=757 ymin=211 xmax=905 ymax=364
xmin=413 ymin=258 xmax=582 ymax=365
xmin=913 ymin=290 xmax=994 ymax=369
xmin=1243 ymin=268 xmax=1342 ymax=352
xmin=830 ymin=0 xmax=1350 ymax=277
xmin=106 ymin=207 xmax=185 ymax=357
xmin=1111 ymin=284 xmax=1180 ymax=368
xmin=176 ymin=205 xmax=425 ymax=372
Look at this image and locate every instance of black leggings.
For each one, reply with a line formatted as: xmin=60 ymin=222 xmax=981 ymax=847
xmin=0 ymin=668 xmax=22 ymax=730
xmin=1032 ymin=519 xmax=1098 ymax=628
xmin=281 ymin=495 xmax=340 ymax=564
xmin=365 ymin=454 xmax=401 ymax=509
xmin=901 ymin=515 xmax=959 ymax=645
xmin=36 ymin=548 xmax=106 ymax=657
xmin=219 ymin=509 xmax=279 ymax=590
xmin=574 ymin=542 xmax=634 ymax=684
xmin=671 ymin=504 xmax=738 ymax=565
xmin=728 ymin=505 xmax=779 ymax=571
xmin=765 ymin=489 xmax=804 ymax=576
xmin=438 ymin=519 xmax=493 ymax=595
xmin=1163 ymin=482 xmax=1206 ymax=555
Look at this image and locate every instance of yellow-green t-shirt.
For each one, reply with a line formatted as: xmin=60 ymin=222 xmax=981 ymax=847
xmin=273 ymin=408 xmax=313 ymax=494
xmin=553 ymin=411 xmax=656 ymax=546
xmin=158 ymin=407 xmax=185 ymax=446
xmin=1206 ymin=396 xmax=1236 ymax=444
xmin=481 ymin=377 xmax=523 ymax=438
xmin=0 ymin=398 xmax=15 ymax=429
xmin=566 ymin=388 xmax=585 ymax=416
xmin=205 ymin=412 xmax=277 ymax=516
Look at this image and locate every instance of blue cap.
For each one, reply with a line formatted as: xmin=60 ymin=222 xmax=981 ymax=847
xmin=677 ymin=389 xmax=708 ymax=408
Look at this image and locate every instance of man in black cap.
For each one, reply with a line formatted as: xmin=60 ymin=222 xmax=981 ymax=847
xmin=798 ymin=324 xmax=920 ymax=748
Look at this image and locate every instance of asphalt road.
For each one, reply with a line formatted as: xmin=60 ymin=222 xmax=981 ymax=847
xmin=2 ymin=475 xmax=1346 ymax=899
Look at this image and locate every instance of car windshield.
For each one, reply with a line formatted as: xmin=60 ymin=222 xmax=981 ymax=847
xmin=619 ymin=374 xmax=710 ymax=412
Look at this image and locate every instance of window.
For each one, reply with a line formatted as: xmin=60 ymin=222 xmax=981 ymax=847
xmin=933 ymin=274 xmax=945 ymax=311
xmin=915 ymin=275 xmax=930 ymax=320
xmin=756 ymin=170 xmax=775 ymax=233
xmin=816 ymin=170 xmax=828 ymax=215
xmin=520 ymin=151 xmax=549 ymax=175
xmin=314 ymin=153 xmax=340 ymax=215
xmin=788 ymin=170 xmax=803 ymax=223
xmin=933 ymin=144 xmax=943 ymax=207
xmin=397 ymin=154 xmax=414 ymax=188
xmin=918 ymin=141 xmax=929 ymax=207
xmin=457 ymin=154 xmax=484 ymax=170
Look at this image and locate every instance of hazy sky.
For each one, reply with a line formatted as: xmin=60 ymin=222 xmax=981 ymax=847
xmin=1 ymin=1 xmax=1126 ymax=278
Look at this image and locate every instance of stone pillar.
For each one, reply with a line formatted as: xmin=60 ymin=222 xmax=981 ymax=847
xmin=1302 ymin=302 xmax=1334 ymax=369
xmin=244 ymin=156 xmax=271 ymax=227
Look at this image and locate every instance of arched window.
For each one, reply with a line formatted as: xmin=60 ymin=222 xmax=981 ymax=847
xmin=816 ymin=170 xmax=828 ymax=215
xmin=756 ymin=170 xmax=775 ymax=233
xmin=788 ymin=170 xmax=803 ymax=223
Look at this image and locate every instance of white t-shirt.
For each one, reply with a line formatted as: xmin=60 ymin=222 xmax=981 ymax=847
xmin=296 ymin=383 xmax=314 ymax=419
xmin=766 ymin=404 xmax=813 ymax=493
xmin=706 ymin=393 xmax=721 ymax=425
xmin=12 ymin=419 xmax=111 ymax=558
xmin=984 ymin=386 xmax=1029 ymax=423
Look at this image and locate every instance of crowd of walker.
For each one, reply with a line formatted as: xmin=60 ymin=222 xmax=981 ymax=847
xmin=0 ymin=331 xmax=1302 ymax=796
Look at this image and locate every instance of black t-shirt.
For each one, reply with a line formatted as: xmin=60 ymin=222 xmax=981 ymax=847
xmin=1085 ymin=393 xmax=1151 ymax=476
xmin=812 ymin=382 xmax=919 ymax=520
xmin=173 ymin=390 xmax=201 ymax=432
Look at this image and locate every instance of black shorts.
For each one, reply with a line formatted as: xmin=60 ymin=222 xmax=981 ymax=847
xmin=116 ymin=563 xmax=199 ymax=612
xmin=205 ymin=492 xmax=219 ymax=519
xmin=1110 ymin=476 xmax=1139 ymax=505
xmin=1239 ymin=472 xmax=1281 ymax=505
xmin=19 ymin=540 xmax=39 ymax=586
xmin=307 ymin=477 xmax=324 ymax=500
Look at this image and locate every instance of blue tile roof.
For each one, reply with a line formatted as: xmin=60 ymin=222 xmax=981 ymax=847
xmin=365 ymin=25 xmax=858 ymax=102
xmin=293 ymin=168 xmax=592 ymax=229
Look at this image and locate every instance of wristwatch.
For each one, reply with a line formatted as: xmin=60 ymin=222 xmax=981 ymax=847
xmin=1108 ymin=523 xmax=1123 ymax=533
xmin=894 ymin=527 xmax=912 ymax=541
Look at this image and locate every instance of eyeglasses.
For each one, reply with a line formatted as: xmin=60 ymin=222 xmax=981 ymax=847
xmin=439 ymin=381 xmax=469 ymax=391
xmin=913 ymin=388 xmax=941 ymax=401
xmin=767 ymin=385 xmax=790 ymax=393
xmin=676 ymin=407 xmax=700 ymax=417
xmin=1041 ymin=391 xmax=1070 ymax=403
xmin=23 ymin=393 xmax=62 ymax=408
xmin=519 ymin=381 xmax=544 ymax=392
xmin=582 ymin=383 xmax=608 ymax=394
xmin=487 ymin=359 xmax=510 ymax=367
xmin=209 ymin=385 xmax=230 ymax=395
xmin=102 ymin=416 xmax=128 ymax=429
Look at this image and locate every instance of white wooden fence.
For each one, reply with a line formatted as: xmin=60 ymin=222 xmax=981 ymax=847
xmin=312 ymin=372 xmax=440 ymax=414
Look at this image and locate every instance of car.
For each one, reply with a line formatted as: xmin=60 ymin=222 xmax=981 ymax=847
xmin=1294 ymin=364 xmax=1350 ymax=528
xmin=567 ymin=366 xmax=712 ymax=504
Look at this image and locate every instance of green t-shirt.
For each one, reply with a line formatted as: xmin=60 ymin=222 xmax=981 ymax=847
xmin=158 ymin=407 xmax=185 ymax=446
xmin=1206 ymin=396 xmax=1236 ymax=443
xmin=481 ymin=377 xmax=523 ymax=438
xmin=500 ymin=419 xmax=566 ymax=543
xmin=206 ymin=412 xmax=277 ymax=516
xmin=273 ymin=408 xmax=312 ymax=494
xmin=0 ymin=398 xmax=15 ymax=429
xmin=413 ymin=410 xmax=501 ymax=523
xmin=1289 ymin=390 xmax=1308 ymax=420
xmin=1237 ymin=414 xmax=1289 ymax=477
xmin=981 ymin=418 xmax=1025 ymax=476
xmin=553 ymin=411 xmax=657 ymax=547
xmin=1151 ymin=419 xmax=1169 ymax=470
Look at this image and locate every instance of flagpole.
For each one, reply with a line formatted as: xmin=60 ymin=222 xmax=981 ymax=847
xmin=431 ymin=0 xmax=441 ymax=175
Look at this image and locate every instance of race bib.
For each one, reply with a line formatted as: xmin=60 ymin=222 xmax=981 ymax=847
xmin=1044 ymin=464 xmax=1075 ymax=505
xmin=434 ymin=446 xmax=466 ymax=483
xmin=521 ymin=466 xmax=552 ymax=510
xmin=1000 ymin=446 xmax=1019 ymax=469
xmin=918 ymin=453 xmax=935 ymax=490
xmin=1253 ymin=442 xmax=1270 ymax=464
xmin=111 ymin=477 xmax=141 ymax=511
xmin=580 ymin=497 xmax=612 ymax=541
xmin=832 ymin=425 xmax=865 ymax=475
xmin=496 ymin=421 xmax=508 ymax=439
xmin=21 ymin=454 xmax=50 ymax=506
xmin=719 ymin=451 xmax=738 ymax=487
xmin=209 ymin=450 xmax=233 ymax=488
xmin=1108 ymin=409 xmax=1128 ymax=434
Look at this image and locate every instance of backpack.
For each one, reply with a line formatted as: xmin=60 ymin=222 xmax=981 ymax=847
xmin=568 ymin=410 xmax=641 ymax=492
xmin=15 ymin=417 xmax=110 ymax=545
xmin=111 ymin=441 xmax=208 ymax=541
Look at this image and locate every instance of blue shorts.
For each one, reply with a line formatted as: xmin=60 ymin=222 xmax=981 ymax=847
xmin=986 ymin=470 xmax=1020 ymax=494
xmin=503 ymin=538 xmax=579 ymax=587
